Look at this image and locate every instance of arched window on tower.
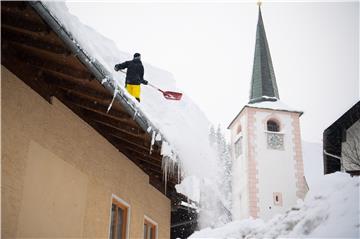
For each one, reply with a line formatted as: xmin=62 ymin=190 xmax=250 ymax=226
xmin=267 ymin=120 xmax=280 ymax=132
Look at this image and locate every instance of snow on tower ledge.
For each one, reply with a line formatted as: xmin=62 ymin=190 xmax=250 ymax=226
xmin=228 ymin=99 xmax=303 ymax=129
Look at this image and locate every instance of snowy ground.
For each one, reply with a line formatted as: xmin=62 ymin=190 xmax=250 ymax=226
xmin=190 ymin=172 xmax=360 ymax=238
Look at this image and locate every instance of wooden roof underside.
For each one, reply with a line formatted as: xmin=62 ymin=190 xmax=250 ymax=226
xmin=1 ymin=1 xmax=180 ymax=199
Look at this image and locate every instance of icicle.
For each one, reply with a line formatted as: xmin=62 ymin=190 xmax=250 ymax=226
xmin=160 ymin=141 xmax=182 ymax=195
xmin=133 ymin=110 xmax=138 ymax=120
xmin=155 ymin=133 xmax=162 ymax=141
xmin=101 ymin=78 xmax=108 ymax=85
xmin=177 ymin=158 xmax=181 ymax=183
xmin=107 ymin=87 xmax=118 ymax=113
xmin=147 ymin=126 xmax=152 ymax=133
xmin=149 ymin=131 xmax=156 ymax=154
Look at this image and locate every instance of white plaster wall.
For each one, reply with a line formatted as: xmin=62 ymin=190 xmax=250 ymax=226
xmin=342 ymin=120 xmax=360 ymax=171
xmin=231 ymin=112 xmax=249 ymax=220
xmin=253 ymin=111 xmax=298 ymax=220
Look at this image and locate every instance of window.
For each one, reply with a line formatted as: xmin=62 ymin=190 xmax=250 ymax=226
xmin=109 ymin=198 xmax=129 ymax=239
xmin=236 ymin=125 xmax=242 ymax=135
xmin=273 ymin=192 xmax=283 ymax=206
xmin=144 ymin=217 xmax=157 ymax=239
xmin=267 ymin=120 xmax=280 ymax=132
xmin=234 ymin=137 xmax=242 ymax=158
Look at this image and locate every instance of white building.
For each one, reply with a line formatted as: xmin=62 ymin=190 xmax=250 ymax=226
xmin=228 ymin=5 xmax=307 ymax=221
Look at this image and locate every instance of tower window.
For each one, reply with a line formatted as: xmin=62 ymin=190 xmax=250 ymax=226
xmin=267 ymin=120 xmax=280 ymax=132
xmin=236 ymin=125 xmax=242 ymax=135
xmin=273 ymin=192 xmax=283 ymax=206
xmin=234 ymin=137 xmax=243 ymax=158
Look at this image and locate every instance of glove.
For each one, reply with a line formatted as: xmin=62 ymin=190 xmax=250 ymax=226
xmin=142 ymin=80 xmax=148 ymax=85
xmin=114 ymin=64 xmax=119 ymax=71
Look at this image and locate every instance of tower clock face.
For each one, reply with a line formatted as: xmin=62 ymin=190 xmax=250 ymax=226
xmin=267 ymin=133 xmax=284 ymax=150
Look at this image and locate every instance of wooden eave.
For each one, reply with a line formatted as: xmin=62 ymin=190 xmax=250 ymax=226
xmin=1 ymin=1 xmax=179 ymax=198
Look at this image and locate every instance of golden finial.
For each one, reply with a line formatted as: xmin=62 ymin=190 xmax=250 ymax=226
xmin=257 ymin=0 xmax=262 ymax=7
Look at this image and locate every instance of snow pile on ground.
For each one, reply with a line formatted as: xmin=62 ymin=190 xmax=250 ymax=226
xmin=190 ymin=172 xmax=360 ymax=238
xmin=43 ymin=2 xmax=218 ymax=179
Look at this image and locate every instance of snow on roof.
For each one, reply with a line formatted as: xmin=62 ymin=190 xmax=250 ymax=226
xmin=42 ymin=2 xmax=218 ymax=179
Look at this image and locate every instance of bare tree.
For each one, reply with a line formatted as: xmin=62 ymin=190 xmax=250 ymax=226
xmin=341 ymin=123 xmax=360 ymax=171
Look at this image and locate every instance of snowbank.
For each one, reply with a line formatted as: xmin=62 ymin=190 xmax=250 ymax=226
xmin=190 ymin=172 xmax=360 ymax=238
xmin=42 ymin=2 xmax=218 ymax=179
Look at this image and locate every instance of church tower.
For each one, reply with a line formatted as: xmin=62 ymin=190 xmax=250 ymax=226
xmin=228 ymin=5 xmax=307 ymax=221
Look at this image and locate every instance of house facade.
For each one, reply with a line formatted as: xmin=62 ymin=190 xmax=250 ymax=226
xmin=228 ymin=5 xmax=307 ymax=221
xmin=2 ymin=66 xmax=170 ymax=238
xmin=1 ymin=2 xmax=189 ymax=238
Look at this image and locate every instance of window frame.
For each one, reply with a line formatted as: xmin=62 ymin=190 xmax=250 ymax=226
xmin=234 ymin=136 xmax=243 ymax=158
xmin=267 ymin=119 xmax=280 ymax=132
xmin=143 ymin=215 xmax=158 ymax=239
xmin=108 ymin=195 xmax=131 ymax=239
xmin=273 ymin=192 xmax=283 ymax=206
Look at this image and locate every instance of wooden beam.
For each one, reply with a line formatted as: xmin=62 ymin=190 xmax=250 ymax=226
xmin=3 ymin=41 xmax=92 ymax=79
xmin=42 ymin=73 xmax=113 ymax=101
xmin=108 ymin=133 xmax=151 ymax=153
xmin=1 ymin=9 xmax=50 ymax=33
xmin=66 ymin=94 xmax=138 ymax=127
xmin=117 ymin=144 xmax=162 ymax=162
xmin=94 ymin=122 xmax=148 ymax=145
xmin=59 ymin=90 xmax=131 ymax=120
xmin=2 ymin=26 xmax=69 ymax=54
xmin=1 ymin=50 xmax=53 ymax=103
xmin=126 ymin=152 xmax=162 ymax=169
xmin=1 ymin=1 xmax=28 ymax=11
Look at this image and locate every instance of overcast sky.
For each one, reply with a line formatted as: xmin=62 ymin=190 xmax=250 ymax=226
xmin=66 ymin=1 xmax=359 ymax=143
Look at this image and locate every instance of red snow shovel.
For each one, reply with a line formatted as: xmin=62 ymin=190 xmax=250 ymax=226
xmin=119 ymin=70 xmax=182 ymax=100
xmin=147 ymin=83 xmax=183 ymax=101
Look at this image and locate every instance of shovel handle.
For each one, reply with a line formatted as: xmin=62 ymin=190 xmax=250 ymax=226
xmin=147 ymin=83 xmax=164 ymax=93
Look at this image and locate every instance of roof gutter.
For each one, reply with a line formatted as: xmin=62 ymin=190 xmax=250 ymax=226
xmin=29 ymin=1 xmax=172 ymax=152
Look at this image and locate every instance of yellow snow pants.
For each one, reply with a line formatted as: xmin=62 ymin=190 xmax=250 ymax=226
xmin=126 ymin=84 xmax=141 ymax=102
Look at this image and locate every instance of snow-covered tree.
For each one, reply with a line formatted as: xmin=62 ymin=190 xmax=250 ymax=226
xmin=215 ymin=125 xmax=232 ymax=214
xmin=198 ymin=125 xmax=232 ymax=228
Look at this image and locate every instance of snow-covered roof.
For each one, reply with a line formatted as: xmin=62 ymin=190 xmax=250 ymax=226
xmin=36 ymin=2 xmax=218 ymax=184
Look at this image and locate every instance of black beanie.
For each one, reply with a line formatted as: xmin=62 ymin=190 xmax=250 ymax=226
xmin=134 ymin=53 xmax=141 ymax=58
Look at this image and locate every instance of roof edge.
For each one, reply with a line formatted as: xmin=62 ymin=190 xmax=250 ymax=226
xmin=29 ymin=1 xmax=178 ymax=162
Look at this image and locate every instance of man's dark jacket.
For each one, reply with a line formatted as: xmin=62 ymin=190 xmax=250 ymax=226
xmin=114 ymin=58 xmax=147 ymax=85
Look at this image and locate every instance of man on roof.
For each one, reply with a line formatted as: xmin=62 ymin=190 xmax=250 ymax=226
xmin=114 ymin=53 xmax=148 ymax=102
